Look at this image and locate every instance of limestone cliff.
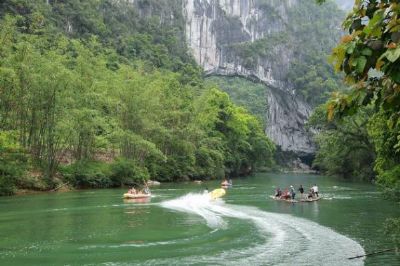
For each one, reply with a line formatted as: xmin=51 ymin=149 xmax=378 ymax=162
xmin=182 ymin=0 xmax=343 ymax=155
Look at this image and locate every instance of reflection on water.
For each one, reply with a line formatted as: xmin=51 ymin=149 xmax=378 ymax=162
xmin=123 ymin=197 xmax=151 ymax=204
xmin=310 ymin=201 xmax=320 ymax=218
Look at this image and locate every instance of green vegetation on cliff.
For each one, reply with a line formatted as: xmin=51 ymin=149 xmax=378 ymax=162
xmin=205 ymin=76 xmax=267 ymax=129
xmin=228 ymin=0 xmax=345 ymax=106
xmin=0 ymin=0 xmax=193 ymax=71
xmin=0 ymin=1 xmax=275 ymax=195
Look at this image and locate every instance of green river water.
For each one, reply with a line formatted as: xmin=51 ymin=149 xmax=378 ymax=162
xmin=0 ymin=173 xmax=399 ymax=265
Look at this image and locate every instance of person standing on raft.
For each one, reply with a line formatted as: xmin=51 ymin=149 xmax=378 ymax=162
xmin=312 ymin=184 xmax=319 ymax=197
xmin=298 ymin=185 xmax=304 ymax=199
xmin=290 ymin=186 xmax=296 ymax=200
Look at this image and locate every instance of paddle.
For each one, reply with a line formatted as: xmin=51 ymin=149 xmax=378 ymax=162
xmin=347 ymin=248 xmax=396 ymax=260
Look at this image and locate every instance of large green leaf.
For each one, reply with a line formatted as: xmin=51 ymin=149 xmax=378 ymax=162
xmin=346 ymin=42 xmax=356 ymax=54
xmin=363 ymin=9 xmax=384 ymax=37
xmin=383 ymin=47 xmax=400 ymax=63
xmin=361 ymin=48 xmax=373 ymax=56
xmin=356 ymin=56 xmax=367 ymax=73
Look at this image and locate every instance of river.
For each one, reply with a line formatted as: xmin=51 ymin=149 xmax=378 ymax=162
xmin=0 ymin=173 xmax=399 ymax=265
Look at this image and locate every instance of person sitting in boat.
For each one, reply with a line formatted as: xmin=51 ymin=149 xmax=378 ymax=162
xmin=275 ymin=187 xmax=282 ymax=198
xmin=281 ymin=188 xmax=291 ymax=200
xmin=143 ymin=185 xmax=150 ymax=195
xmin=290 ymin=185 xmax=296 ymax=200
xmin=128 ymin=187 xmax=137 ymax=195
xmin=308 ymin=187 xmax=315 ymax=199
xmin=221 ymin=179 xmax=229 ymax=186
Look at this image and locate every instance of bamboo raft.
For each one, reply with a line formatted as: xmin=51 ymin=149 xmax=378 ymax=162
xmin=269 ymin=195 xmax=321 ymax=203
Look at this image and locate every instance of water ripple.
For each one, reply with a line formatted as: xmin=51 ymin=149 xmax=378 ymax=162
xmin=157 ymin=193 xmax=365 ymax=266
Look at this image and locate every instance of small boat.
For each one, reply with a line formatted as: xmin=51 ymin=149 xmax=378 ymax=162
xmin=123 ymin=197 xmax=151 ymax=203
xmin=123 ymin=193 xmax=151 ymax=199
xmin=221 ymin=180 xmax=232 ymax=188
xmin=209 ymin=188 xmax=226 ymax=200
xmin=269 ymin=195 xmax=320 ymax=203
xmin=298 ymin=197 xmax=321 ymax=202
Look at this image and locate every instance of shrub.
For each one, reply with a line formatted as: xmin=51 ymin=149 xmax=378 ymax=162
xmin=110 ymin=158 xmax=149 ymax=186
xmin=0 ymin=143 xmax=28 ymax=196
xmin=0 ymin=175 xmax=15 ymax=196
xmin=59 ymin=158 xmax=151 ymax=188
xmin=60 ymin=160 xmax=112 ymax=188
xmin=378 ymin=165 xmax=400 ymax=201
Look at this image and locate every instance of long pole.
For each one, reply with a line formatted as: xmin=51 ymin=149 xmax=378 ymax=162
xmin=348 ymin=248 xmax=396 ymax=260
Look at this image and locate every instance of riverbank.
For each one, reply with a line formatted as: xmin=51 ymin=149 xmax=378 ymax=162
xmin=15 ymin=185 xmax=73 ymax=196
xmin=12 ymin=179 xmax=164 ymax=197
xmin=6 ymin=169 xmax=315 ymax=197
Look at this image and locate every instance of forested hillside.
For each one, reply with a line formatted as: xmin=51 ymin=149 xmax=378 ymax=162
xmin=312 ymin=0 xmax=400 ymax=201
xmin=0 ymin=0 xmax=192 ymax=71
xmin=0 ymin=0 xmax=275 ymax=195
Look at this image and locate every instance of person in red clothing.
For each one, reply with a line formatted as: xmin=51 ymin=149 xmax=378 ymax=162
xmin=281 ymin=188 xmax=291 ymax=200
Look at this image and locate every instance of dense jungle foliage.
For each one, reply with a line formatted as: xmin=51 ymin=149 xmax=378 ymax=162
xmin=205 ymin=76 xmax=268 ymax=129
xmin=0 ymin=1 xmax=275 ymax=195
xmin=314 ymin=0 xmax=400 ymax=201
xmin=315 ymin=0 xmax=400 ymax=247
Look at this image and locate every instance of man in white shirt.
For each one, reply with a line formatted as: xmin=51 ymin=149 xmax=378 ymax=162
xmin=312 ymin=184 xmax=319 ymax=197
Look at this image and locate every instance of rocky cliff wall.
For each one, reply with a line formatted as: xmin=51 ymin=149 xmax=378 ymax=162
xmin=182 ymin=0 xmax=342 ymax=155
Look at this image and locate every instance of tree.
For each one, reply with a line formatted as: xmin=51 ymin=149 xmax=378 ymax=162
xmin=0 ymin=1 xmax=276 ymax=193
xmin=309 ymin=104 xmax=375 ymax=181
xmin=317 ymin=0 xmax=400 ymax=196
xmin=317 ymin=0 xmax=400 ymax=249
xmin=195 ymin=88 xmax=275 ymax=176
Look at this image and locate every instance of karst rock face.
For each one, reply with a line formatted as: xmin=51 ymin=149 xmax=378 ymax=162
xmin=125 ymin=0 xmax=344 ymax=156
xmin=183 ymin=0 xmax=317 ymax=154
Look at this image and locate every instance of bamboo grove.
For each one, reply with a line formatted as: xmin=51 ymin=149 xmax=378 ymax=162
xmin=0 ymin=12 xmax=274 ymax=195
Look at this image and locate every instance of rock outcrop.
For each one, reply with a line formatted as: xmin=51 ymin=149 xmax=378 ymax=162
xmin=182 ymin=0 xmax=342 ymax=155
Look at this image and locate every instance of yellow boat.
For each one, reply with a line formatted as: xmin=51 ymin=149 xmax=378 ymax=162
xmin=209 ymin=188 xmax=226 ymax=200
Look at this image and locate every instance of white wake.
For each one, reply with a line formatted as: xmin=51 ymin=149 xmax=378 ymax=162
xmin=160 ymin=193 xmax=365 ymax=266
